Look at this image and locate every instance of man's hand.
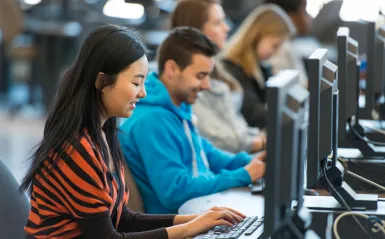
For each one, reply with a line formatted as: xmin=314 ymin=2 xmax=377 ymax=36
xmin=245 ymin=152 xmax=266 ymax=182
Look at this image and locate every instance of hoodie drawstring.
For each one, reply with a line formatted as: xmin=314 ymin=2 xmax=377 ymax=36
xmin=183 ymin=120 xmax=210 ymax=176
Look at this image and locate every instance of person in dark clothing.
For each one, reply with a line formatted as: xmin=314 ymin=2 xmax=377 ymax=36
xmin=264 ymin=0 xmax=311 ymax=36
xmin=20 ymin=25 xmax=246 ymax=239
xmin=220 ymin=4 xmax=296 ymax=128
xmin=221 ymin=59 xmax=273 ymax=128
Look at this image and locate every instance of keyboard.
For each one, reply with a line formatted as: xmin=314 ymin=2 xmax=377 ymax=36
xmin=193 ymin=216 xmax=264 ymax=239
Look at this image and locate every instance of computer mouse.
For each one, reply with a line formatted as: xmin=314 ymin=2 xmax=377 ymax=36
xmin=250 ymin=184 xmax=264 ymax=194
xmin=250 ymin=179 xmax=265 ymax=195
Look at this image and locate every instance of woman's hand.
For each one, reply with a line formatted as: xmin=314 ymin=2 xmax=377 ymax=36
xmin=173 ymin=214 xmax=198 ymax=225
xmin=184 ymin=206 xmax=246 ymax=237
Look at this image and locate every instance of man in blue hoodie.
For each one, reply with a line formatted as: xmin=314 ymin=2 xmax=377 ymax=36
xmin=119 ymin=27 xmax=265 ymax=214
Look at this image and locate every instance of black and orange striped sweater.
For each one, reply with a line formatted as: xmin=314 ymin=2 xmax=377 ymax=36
xmin=25 ymin=131 xmax=175 ymax=238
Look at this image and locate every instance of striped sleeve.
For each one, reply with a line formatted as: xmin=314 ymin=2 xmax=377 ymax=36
xmin=36 ymin=136 xmax=113 ymax=219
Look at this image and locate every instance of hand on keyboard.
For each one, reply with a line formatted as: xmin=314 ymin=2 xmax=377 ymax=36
xmin=199 ymin=216 xmax=264 ymax=239
xmin=185 ymin=206 xmax=246 ymax=238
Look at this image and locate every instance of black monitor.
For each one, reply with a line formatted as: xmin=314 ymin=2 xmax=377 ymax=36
xmin=264 ymin=70 xmax=318 ymax=238
xmin=306 ymin=49 xmax=378 ymax=210
xmin=361 ymin=21 xmax=376 ymax=119
xmin=336 ymin=26 xmax=385 ymax=157
xmin=306 ymin=49 xmax=336 ymax=189
xmin=337 ymin=27 xmax=360 ymax=144
xmin=375 ymin=26 xmax=385 ymax=98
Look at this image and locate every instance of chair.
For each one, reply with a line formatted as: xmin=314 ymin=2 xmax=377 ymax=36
xmin=123 ymin=161 xmax=145 ymax=213
xmin=0 ymin=158 xmax=30 ymax=238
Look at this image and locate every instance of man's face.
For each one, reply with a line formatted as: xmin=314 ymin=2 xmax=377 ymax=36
xmin=173 ymin=54 xmax=214 ymax=105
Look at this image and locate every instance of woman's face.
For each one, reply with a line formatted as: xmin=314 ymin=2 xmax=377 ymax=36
xmin=256 ymin=35 xmax=285 ymax=61
xmin=202 ymin=3 xmax=230 ymax=49
xmin=101 ymin=55 xmax=148 ymax=118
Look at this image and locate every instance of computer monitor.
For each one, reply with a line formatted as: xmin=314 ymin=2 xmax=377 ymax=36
xmin=264 ymin=70 xmax=318 ymax=238
xmin=361 ymin=21 xmax=376 ymax=119
xmin=306 ymin=49 xmax=336 ymax=189
xmin=375 ymin=25 xmax=385 ymax=98
xmin=337 ymin=27 xmax=360 ymax=144
xmin=306 ymin=49 xmax=378 ymax=210
xmin=336 ymin=26 xmax=385 ymax=156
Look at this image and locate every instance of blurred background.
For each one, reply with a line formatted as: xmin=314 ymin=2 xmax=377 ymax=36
xmin=1 ymin=0 xmax=385 ymax=183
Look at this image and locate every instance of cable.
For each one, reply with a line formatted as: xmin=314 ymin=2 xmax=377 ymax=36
xmin=345 ymin=171 xmax=385 ymax=194
xmin=333 ymin=212 xmax=385 ymax=239
xmin=285 ymin=209 xmax=304 ymax=239
xmin=360 ymin=182 xmax=385 ymax=194
xmin=338 ymin=157 xmax=385 ymax=193
xmin=349 ymin=123 xmax=385 ymax=146
xmin=322 ymin=167 xmax=369 ymax=235
xmin=322 ymin=167 xmax=350 ymax=211
xmin=348 ymin=161 xmax=385 ymax=175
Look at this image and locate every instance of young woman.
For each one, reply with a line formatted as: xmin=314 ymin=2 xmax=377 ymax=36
xmin=20 ymin=25 xmax=245 ymax=239
xmin=265 ymin=0 xmax=311 ymax=87
xmin=221 ymin=4 xmax=296 ymax=129
xmin=171 ymin=0 xmax=266 ymax=153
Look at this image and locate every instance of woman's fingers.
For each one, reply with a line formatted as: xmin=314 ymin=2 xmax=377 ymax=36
xmin=219 ymin=207 xmax=246 ymax=218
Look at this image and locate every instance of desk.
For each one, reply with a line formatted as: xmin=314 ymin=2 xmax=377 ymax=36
xmin=179 ymin=188 xmax=385 ymax=238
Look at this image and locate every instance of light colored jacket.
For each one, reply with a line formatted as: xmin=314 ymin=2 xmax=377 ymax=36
xmin=268 ymin=32 xmax=308 ymax=87
xmin=193 ymin=79 xmax=261 ymax=153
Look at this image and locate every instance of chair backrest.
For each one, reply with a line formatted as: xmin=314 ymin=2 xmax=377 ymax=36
xmin=0 ymin=158 xmax=30 ymax=238
xmin=123 ymin=161 xmax=145 ymax=212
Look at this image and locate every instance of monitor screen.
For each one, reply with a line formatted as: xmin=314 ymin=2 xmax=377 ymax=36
xmin=264 ymin=70 xmax=309 ymax=236
xmin=306 ymin=49 xmax=337 ymax=189
xmin=337 ymin=27 xmax=359 ymax=142
xmin=374 ymin=26 xmax=385 ymax=96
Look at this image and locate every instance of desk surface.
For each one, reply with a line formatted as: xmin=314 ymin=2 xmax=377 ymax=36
xmin=178 ymin=187 xmax=264 ymax=216
xmin=179 ymin=188 xmax=385 ymax=238
xmin=179 ymin=187 xmax=385 ymax=215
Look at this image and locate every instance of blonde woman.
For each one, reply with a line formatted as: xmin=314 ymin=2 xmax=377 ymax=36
xmin=221 ymin=4 xmax=296 ymax=129
xmin=265 ymin=0 xmax=311 ymax=87
xmin=171 ymin=0 xmax=266 ymax=153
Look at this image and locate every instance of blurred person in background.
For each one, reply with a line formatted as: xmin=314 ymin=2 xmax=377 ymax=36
xmin=221 ymin=4 xmax=296 ymax=129
xmin=171 ymin=0 xmax=266 ymax=154
xmin=264 ymin=0 xmax=311 ymax=87
xmin=0 ymin=0 xmax=23 ymax=94
xmin=0 ymin=0 xmax=22 ymax=47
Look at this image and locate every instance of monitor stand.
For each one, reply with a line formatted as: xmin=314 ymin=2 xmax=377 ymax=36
xmin=270 ymin=207 xmax=320 ymax=239
xmin=339 ymin=122 xmax=385 ymax=157
xmin=360 ymin=119 xmax=385 ymax=142
xmin=309 ymin=161 xmax=378 ymax=210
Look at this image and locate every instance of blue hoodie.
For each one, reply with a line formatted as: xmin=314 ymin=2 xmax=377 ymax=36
xmin=118 ymin=72 xmax=252 ymax=214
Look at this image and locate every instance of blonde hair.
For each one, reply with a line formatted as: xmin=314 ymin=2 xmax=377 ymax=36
xmin=222 ymin=4 xmax=296 ymax=86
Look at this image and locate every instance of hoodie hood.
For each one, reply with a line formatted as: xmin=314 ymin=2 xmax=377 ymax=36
xmin=140 ymin=72 xmax=192 ymax=121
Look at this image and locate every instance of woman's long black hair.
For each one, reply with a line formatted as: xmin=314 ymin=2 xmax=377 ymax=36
xmin=20 ymin=25 xmax=149 ymax=194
